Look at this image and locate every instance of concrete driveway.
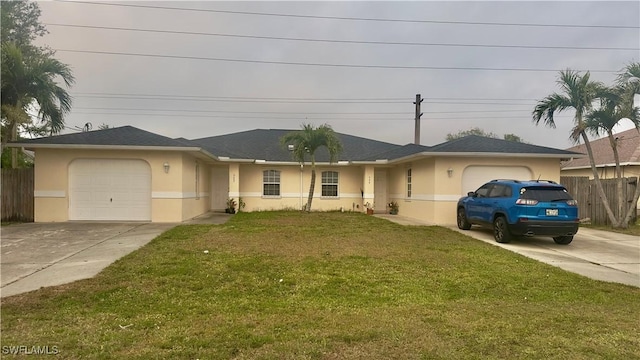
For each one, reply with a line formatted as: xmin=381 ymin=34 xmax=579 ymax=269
xmin=450 ymin=226 xmax=640 ymax=288
xmin=1 ymin=222 xmax=176 ymax=297
xmin=375 ymin=214 xmax=640 ymax=288
xmin=1 ymin=213 xmax=232 ymax=298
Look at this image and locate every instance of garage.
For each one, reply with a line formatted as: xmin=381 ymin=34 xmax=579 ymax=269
xmin=69 ymin=159 xmax=151 ymax=221
xmin=461 ymin=165 xmax=532 ymax=195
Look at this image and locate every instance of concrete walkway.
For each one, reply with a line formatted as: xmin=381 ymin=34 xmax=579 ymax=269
xmin=375 ymin=214 xmax=640 ymax=288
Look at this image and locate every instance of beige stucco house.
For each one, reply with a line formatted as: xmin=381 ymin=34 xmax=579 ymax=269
xmin=10 ymin=126 xmax=580 ymax=225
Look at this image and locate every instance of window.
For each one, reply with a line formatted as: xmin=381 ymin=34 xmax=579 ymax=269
xmin=263 ymin=170 xmax=280 ymax=196
xmin=475 ymin=184 xmax=492 ymax=198
xmin=489 ymin=184 xmax=511 ymax=198
xmin=321 ymin=171 xmax=339 ymax=197
xmin=407 ymin=168 xmax=412 ymax=198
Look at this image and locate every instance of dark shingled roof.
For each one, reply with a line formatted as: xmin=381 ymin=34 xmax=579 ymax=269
xmin=14 ymin=126 xmax=189 ymax=147
xmin=361 ymin=143 xmax=431 ymax=161
xmin=190 ymin=129 xmax=401 ymax=162
xmin=427 ymin=135 xmax=580 ymax=156
xmin=13 ymin=126 xmax=579 ymax=161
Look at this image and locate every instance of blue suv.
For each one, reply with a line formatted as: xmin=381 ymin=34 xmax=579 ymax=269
xmin=457 ymin=180 xmax=579 ymax=245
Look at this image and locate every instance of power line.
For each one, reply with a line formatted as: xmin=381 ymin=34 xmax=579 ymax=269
xmin=73 ymin=106 xmax=531 ymax=115
xmin=45 ymin=23 xmax=639 ymax=51
xmin=71 ymin=93 xmax=408 ymax=101
xmin=71 ymin=92 xmax=537 ymax=101
xmin=73 ymin=107 xmax=412 ymax=115
xmin=52 ymin=1 xmax=640 ymax=30
xmin=56 ymin=49 xmax=615 ymax=73
xmin=69 ymin=111 xmax=565 ymax=121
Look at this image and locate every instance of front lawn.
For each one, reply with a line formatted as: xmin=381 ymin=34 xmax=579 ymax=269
xmin=2 ymin=212 xmax=638 ymax=359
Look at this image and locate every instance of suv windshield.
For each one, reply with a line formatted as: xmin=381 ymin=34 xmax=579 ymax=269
xmin=520 ymin=187 xmax=572 ymax=202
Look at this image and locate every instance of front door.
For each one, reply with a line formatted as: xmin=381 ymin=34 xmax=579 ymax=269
xmin=210 ymin=166 xmax=229 ymax=211
xmin=374 ymin=169 xmax=388 ymax=212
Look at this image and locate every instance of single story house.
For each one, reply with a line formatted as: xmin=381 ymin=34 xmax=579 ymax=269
xmin=561 ymin=128 xmax=640 ymax=209
xmin=9 ymin=126 xmax=581 ymax=225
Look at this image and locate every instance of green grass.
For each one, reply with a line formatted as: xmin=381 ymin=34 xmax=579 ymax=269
xmin=2 ymin=212 xmax=639 ymax=359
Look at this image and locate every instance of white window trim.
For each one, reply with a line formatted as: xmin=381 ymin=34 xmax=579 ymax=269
xmin=320 ymin=170 xmax=339 ymax=198
xmin=263 ymin=169 xmax=281 ymax=197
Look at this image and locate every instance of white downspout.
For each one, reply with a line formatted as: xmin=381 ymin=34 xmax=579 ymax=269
xmin=300 ymin=164 xmax=304 ymax=210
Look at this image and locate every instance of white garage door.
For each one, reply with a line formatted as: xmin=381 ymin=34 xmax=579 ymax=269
xmin=461 ymin=165 xmax=532 ymax=195
xmin=69 ymin=159 xmax=151 ymax=221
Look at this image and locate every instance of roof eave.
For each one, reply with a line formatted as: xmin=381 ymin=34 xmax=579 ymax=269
xmin=424 ymin=151 xmax=583 ymax=159
xmin=9 ymin=143 xmax=224 ymax=161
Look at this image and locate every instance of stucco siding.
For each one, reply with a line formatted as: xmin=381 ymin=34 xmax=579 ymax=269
xmin=389 ymin=156 xmax=562 ymax=226
xmin=180 ymin=154 xmax=211 ymax=220
xmin=32 ymin=149 xmax=206 ymax=222
xmin=237 ymin=164 xmax=364 ymax=212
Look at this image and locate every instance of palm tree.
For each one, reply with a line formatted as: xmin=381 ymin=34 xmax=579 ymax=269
xmin=280 ymin=124 xmax=343 ymax=212
xmin=532 ymin=69 xmax=620 ymax=226
xmin=614 ymin=62 xmax=640 ymax=226
xmin=585 ymin=85 xmax=639 ymax=226
xmin=1 ymin=42 xmax=74 ymax=167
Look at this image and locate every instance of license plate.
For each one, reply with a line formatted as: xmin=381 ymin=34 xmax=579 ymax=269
xmin=546 ymin=209 xmax=559 ymax=216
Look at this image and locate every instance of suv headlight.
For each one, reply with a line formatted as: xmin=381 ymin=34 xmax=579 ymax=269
xmin=566 ymin=200 xmax=578 ymax=206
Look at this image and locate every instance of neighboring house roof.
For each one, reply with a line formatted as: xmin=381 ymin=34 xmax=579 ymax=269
xmin=10 ymin=125 xmax=582 ymax=163
xmin=562 ymin=128 xmax=640 ymax=169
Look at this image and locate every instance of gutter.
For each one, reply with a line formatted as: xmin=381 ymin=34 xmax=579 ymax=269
xmin=7 ymin=143 xmax=223 ymax=162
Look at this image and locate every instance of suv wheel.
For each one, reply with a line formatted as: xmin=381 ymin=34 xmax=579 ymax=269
xmin=457 ymin=208 xmax=472 ymax=230
xmin=553 ymin=236 xmax=573 ymax=245
xmin=493 ymin=216 xmax=512 ymax=243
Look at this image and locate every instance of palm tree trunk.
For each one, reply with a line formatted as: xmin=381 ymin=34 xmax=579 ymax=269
xmin=607 ymin=132 xmax=625 ymax=227
xmin=581 ymin=131 xmax=619 ymax=226
xmin=307 ymin=166 xmax=316 ymax=212
xmin=622 ymin=178 xmax=640 ymax=226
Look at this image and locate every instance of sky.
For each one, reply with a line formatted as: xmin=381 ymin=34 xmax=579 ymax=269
xmin=34 ymin=0 xmax=640 ymax=149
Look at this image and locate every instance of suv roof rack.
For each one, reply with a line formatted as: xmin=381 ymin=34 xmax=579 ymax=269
xmin=490 ymin=179 xmax=521 ymax=183
xmin=528 ymin=180 xmax=557 ymax=184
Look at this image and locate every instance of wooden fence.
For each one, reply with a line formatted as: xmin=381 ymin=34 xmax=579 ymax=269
xmin=560 ymin=176 xmax=638 ymax=225
xmin=1 ymin=168 xmax=34 ymax=222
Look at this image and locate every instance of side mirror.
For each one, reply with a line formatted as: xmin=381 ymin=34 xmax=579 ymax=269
xmin=467 ymin=191 xmax=475 ymax=197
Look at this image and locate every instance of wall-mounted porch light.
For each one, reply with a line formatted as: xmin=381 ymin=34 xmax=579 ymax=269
xmin=447 ymin=167 xmax=453 ymax=178
xmin=163 ymin=162 xmax=170 ymax=173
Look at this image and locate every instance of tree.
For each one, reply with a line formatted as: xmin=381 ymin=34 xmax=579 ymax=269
xmin=532 ymin=69 xmax=623 ymax=226
xmin=280 ymin=124 xmax=343 ymax=212
xmin=1 ymin=0 xmax=74 ymax=168
xmin=1 ymin=0 xmax=48 ymax=54
xmin=584 ymin=83 xmax=639 ymax=227
xmin=446 ymin=127 xmax=525 ymax=142
xmin=1 ymin=43 xmax=74 ymax=167
xmin=503 ymin=133 xmax=524 ymax=143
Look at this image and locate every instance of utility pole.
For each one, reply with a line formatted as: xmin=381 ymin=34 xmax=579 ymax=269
xmin=414 ymin=94 xmax=423 ymax=145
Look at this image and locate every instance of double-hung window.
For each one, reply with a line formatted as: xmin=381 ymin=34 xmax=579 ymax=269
xmin=263 ymin=170 xmax=280 ymax=196
xmin=321 ymin=171 xmax=339 ymax=197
